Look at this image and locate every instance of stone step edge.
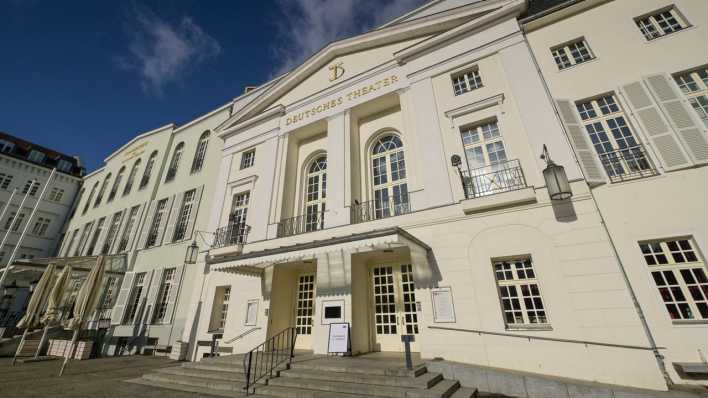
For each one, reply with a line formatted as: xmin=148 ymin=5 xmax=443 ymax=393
xmin=142 ymin=372 xmax=246 ymax=392
xmin=289 ymin=362 xmax=428 ymax=377
xmin=267 ymin=376 xmax=423 ymax=398
xmin=126 ymin=377 xmax=272 ymax=398
xmin=279 ymin=368 xmax=442 ymax=389
xmin=255 ymin=383 xmax=371 ymax=398
xmin=155 ymin=366 xmax=248 ymax=381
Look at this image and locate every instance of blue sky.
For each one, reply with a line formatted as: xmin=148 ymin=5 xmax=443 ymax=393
xmin=0 ymin=0 xmax=425 ymax=172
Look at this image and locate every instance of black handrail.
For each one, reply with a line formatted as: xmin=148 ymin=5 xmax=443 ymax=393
xmin=242 ymin=327 xmax=297 ymax=395
xmin=276 ymin=210 xmax=325 ymax=238
xmin=460 ymin=158 xmax=527 ymax=199
xmin=351 ymin=197 xmax=411 ymax=224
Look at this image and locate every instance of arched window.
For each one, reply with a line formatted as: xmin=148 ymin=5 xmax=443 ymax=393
xmin=107 ymin=166 xmax=125 ymax=202
xmin=94 ymin=173 xmax=111 ymax=207
xmin=82 ymin=184 xmax=96 ymax=215
xmin=140 ymin=151 xmax=158 ymax=190
xmin=165 ymin=142 xmax=184 ymax=182
xmin=304 ymin=155 xmax=327 ymax=232
xmin=123 ymin=158 xmax=141 ymax=196
xmin=191 ymin=131 xmax=210 ymax=174
xmin=370 ymin=134 xmax=408 ymax=218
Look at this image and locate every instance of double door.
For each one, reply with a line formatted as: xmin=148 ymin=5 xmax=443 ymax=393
xmin=370 ymin=264 xmax=419 ymax=352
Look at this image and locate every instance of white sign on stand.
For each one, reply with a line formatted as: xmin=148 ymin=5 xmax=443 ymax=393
xmin=327 ymin=322 xmax=350 ymax=354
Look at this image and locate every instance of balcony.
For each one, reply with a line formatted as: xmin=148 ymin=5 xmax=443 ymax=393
xmin=598 ymin=145 xmax=657 ymax=183
xmin=276 ymin=210 xmax=325 ymax=238
xmin=351 ymin=197 xmax=411 ymax=224
xmin=459 ymin=159 xmax=536 ymax=213
xmin=213 ymin=222 xmax=250 ymax=249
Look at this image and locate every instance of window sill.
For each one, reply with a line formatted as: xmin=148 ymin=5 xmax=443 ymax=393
xmin=506 ymin=325 xmax=553 ymax=332
xmin=671 ymin=319 xmax=708 ymax=326
xmin=556 ymin=57 xmax=598 ymax=73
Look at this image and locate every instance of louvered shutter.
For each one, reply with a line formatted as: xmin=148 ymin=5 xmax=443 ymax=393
xmin=643 ymin=74 xmax=708 ymax=165
xmin=144 ymin=268 xmax=164 ymax=325
xmin=185 ymin=186 xmax=204 ymax=241
xmin=155 ymin=195 xmax=175 ymax=246
xmin=125 ymin=203 xmax=146 ymax=252
xmin=137 ymin=201 xmax=156 ymax=249
xmin=110 ymin=272 xmax=134 ymax=325
xmin=555 ymin=99 xmax=608 ymax=185
xmin=162 ymin=265 xmax=184 ymax=324
xmin=163 ymin=193 xmax=183 ymax=245
xmin=106 ymin=210 xmax=125 ymax=254
xmin=619 ymin=81 xmax=691 ymax=171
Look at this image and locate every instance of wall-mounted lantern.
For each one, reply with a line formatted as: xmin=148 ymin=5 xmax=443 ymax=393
xmin=541 ymin=145 xmax=572 ymax=201
xmin=185 ymin=241 xmax=199 ymax=265
xmin=451 ymin=154 xmax=468 ymax=199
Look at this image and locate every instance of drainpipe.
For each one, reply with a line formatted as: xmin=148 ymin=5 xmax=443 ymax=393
xmin=519 ymin=33 xmax=673 ymax=386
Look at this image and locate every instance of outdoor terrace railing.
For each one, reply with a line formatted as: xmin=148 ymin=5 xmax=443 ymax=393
xmin=598 ymin=145 xmax=658 ymax=183
xmin=351 ymin=197 xmax=411 ymax=224
xmin=461 ymin=159 xmax=527 ymax=199
xmin=276 ymin=210 xmax=325 ymax=238
xmin=213 ymin=222 xmax=250 ymax=249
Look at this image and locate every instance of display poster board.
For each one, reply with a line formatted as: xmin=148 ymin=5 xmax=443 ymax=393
xmin=321 ymin=299 xmax=345 ymax=324
xmin=431 ymin=287 xmax=456 ymax=323
xmin=327 ymin=322 xmax=351 ymax=354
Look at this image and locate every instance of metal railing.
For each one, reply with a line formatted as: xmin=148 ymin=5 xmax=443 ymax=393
xmin=598 ymin=145 xmax=657 ymax=183
xmin=351 ymin=197 xmax=411 ymax=224
xmin=225 ymin=327 xmax=261 ymax=344
xmin=213 ymin=222 xmax=250 ymax=249
xmin=461 ymin=159 xmax=527 ymax=199
xmin=242 ymin=327 xmax=297 ymax=395
xmin=276 ymin=210 xmax=325 ymax=238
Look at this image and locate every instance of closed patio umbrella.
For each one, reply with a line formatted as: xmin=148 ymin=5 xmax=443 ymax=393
xmin=35 ymin=265 xmax=73 ymax=358
xmin=13 ymin=263 xmax=56 ymax=365
xmin=59 ymin=256 xmax=106 ymax=376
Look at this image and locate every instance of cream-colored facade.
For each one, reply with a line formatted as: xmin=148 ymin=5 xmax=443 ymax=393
xmin=524 ymin=0 xmax=708 ymax=387
xmin=177 ymin=0 xmax=707 ymax=391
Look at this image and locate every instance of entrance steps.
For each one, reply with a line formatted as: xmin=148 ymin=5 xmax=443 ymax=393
xmin=129 ymin=352 xmax=481 ymax=397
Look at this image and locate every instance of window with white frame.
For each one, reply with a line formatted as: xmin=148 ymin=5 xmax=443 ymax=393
xmin=493 ymin=257 xmax=548 ymax=327
xmin=460 ymin=120 xmax=507 ymax=170
xmin=152 ymin=268 xmax=176 ymax=324
xmin=64 ymin=228 xmax=79 ymax=257
xmin=240 ymin=149 xmax=255 ymax=169
xmin=165 ymin=143 xmax=184 ymax=182
xmin=640 ymin=238 xmax=707 ymax=321
xmin=100 ymin=277 xmax=118 ymax=312
xmin=48 ymin=187 xmax=65 ymax=202
xmin=74 ymin=222 xmax=93 ymax=256
xmin=94 ymin=173 xmax=111 ymax=207
xmin=451 ymin=68 xmax=482 ymax=96
xmin=83 ymin=182 xmax=98 ymax=215
xmin=107 ymin=166 xmax=125 ymax=202
xmin=371 ymin=134 xmax=409 ymax=219
xmin=0 ymin=173 xmax=13 ymax=190
xmin=305 ymin=156 xmax=327 ymax=232
xmin=209 ymin=286 xmax=231 ymax=332
xmin=245 ymin=299 xmax=259 ymax=326
xmin=117 ymin=206 xmax=140 ymax=252
xmin=124 ymin=272 xmax=147 ymax=324
xmin=191 ymin=131 xmax=210 ymax=173
xmin=28 ymin=150 xmax=45 ymax=163
xmin=576 ymin=94 xmax=654 ymax=181
xmin=4 ymin=211 xmax=25 ymax=232
xmin=550 ymin=38 xmax=594 ymax=70
xmin=230 ymin=191 xmax=250 ymax=226
xmin=31 ymin=217 xmax=51 ymax=237
xmin=123 ymin=158 xmax=141 ymax=196
xmin=635 ymin=6 xmax=689 ymax=41
xmin=22 ymin=180 xmax=40 ymax=196
xmin=101 ymin=211 xmax=123 ymax=255
xmin=674 ymin=67 xmax=708 ymax=129
xmin=172 ymin=189 xmax=196 ymax=241
xmin=0 ymin=139 xmax=15 ymax=153
xmin=86 ymin=217 xmax=105 ymax=255
xmin=140 ymin=151 xmax=158 ymax=190
xmin=145 ymin=199 xmax=168 ymax=248
xmin=57 ymin=159 xmax=73 ymax=172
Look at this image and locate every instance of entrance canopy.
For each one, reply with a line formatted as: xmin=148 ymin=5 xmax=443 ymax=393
xmin=209 ymin=227 xmax=434 ymax=295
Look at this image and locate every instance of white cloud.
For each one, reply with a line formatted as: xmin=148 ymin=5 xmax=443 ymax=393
xmin=271 ymin=0 xmax=425 ymax=77
xmin=119 ymin=6 xmax=221 ymax=96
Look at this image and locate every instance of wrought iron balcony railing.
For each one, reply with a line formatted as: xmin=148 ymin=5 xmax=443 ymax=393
xmin=461 ymin=159 xmax=527 ymax=199
xmin=276 ymin=210 xmax=325 ymax=238
xmin=598 ymin=145 xmax=657 ymax=183
xmin=351 ymin=197 xmax=411 ymax=224
xmin=213 ymin=222 xmax=250 ymax=249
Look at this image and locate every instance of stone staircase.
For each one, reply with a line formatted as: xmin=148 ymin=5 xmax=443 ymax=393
xmin=129 ymin=352 xmax=480 ymax=397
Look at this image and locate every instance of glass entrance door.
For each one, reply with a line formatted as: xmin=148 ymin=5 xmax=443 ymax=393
xmin=294 ymin=273 xmax=315 ymax=350
xmin=370 ymin=264 xmax=419 ymax=352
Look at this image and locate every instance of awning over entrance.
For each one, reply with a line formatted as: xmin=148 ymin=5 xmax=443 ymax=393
xmin=209 ymin=227 xmax=434 ymax=295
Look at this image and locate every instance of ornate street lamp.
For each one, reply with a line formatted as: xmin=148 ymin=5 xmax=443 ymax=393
xmin=185 ymin=241 xmax=199 ymax=265
xmin=541 ymin=145 xmax=572 ymax=201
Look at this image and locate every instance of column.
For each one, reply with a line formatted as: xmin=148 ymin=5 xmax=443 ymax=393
xmin=324 ymin=111 xmax=351 ymax=228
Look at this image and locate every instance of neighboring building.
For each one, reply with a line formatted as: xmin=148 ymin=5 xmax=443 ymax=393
xmin=523 ymin=0 xmax=708 ymax=387
xmin=0 ymin=132 xmax=83 ymax=329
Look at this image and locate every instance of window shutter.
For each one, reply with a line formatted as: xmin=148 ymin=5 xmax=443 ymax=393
xmin=110 ymin=272 xmax=134 ymax=325
xmin=125 ymin=203 xmax=146 ymax=252
xmin=155 ymin=195 xmax=175 ymax=246
xmin=185 ymin=186 xmax=204 ymax=241
xmin=619 ymin=81 xmax=691 ymax=171
xmin=163 ymin=194 xmax=183 ymax=245
xmin=643 ymin=73 xmax=708 ymax=165
xmin=554 ymin=99 xmax=608 ymax=185
xmin=137 ymin=201 xmax=156 ymax=249
xmin=144 ymin=269 xmax=163 ymax=325
xmin=162 ymin=265 xmax=184 ymax=324
xmin=106 ymin=210 xmax=126 ymax=254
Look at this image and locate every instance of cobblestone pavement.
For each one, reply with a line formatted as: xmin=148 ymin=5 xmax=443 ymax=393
xmin=0 ymin=356 xmax=211 ymax=398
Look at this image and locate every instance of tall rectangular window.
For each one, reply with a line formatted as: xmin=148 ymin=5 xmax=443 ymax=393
xmin=124 ymin=272 xmax=147 ymax=324
xmin=240 ymin=149 xmax=255 ymax=169
xmin=0 ymin=173 xmax=13 ymax=190
xmin=48 ymin=187 xmax=65 ymax=202
xmin=635 ymin=7 xmax=689 ymax=40
xmin=117 ymin=206 xmax=140 ymax=252
xmin=101 ymin=211 xmax=123 ymax=255
xmin=75 ymin=222 xmax=93 ymax=256
xmin=152 ymin=268 xmax=176 ymax=324
xmin=172 ymin=189 xmax=196 ymax=242
xmin=145 ymin=199 xmax=168 ymax=248
xmin=493 ymin=257 xmax=548 ymax=327
xmin=64 ymin=229 xmax=79 ymax=257
xmin=245 ymin=299 xmax=259 ymax=326
xmin=550 ymin=38 xmax=594 ymax=70
xmin=451 ymin=68 xmax=482 ymax=96
xmin=674 ymin=67 xmax=708 ymax=129
xmin=10 ymin=212 xmax=25 ymax=232
xmin=86 ymin=217 xmax=105 ymax=255
xmin=22 ymin=180 xmax=40 ymax=196
xmin=640 ymin=238 xmax=707 ymax=321
xmin=31 ymin=217 xmax=51 ymax=237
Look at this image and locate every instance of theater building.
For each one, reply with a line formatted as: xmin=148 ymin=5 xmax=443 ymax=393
xmin=178 ymin=0 xmax=699 ymax=390
xmin=523 ymin=0 xmax=708 ymax=386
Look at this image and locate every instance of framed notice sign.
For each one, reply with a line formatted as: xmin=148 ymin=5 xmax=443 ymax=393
xmin=431 ymin=287 xmax=456 ymax=323
xmin=327 ymin=322 xmax=351 ymax=354
xmin=321 ymin=300 xmax=345 ymax=324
